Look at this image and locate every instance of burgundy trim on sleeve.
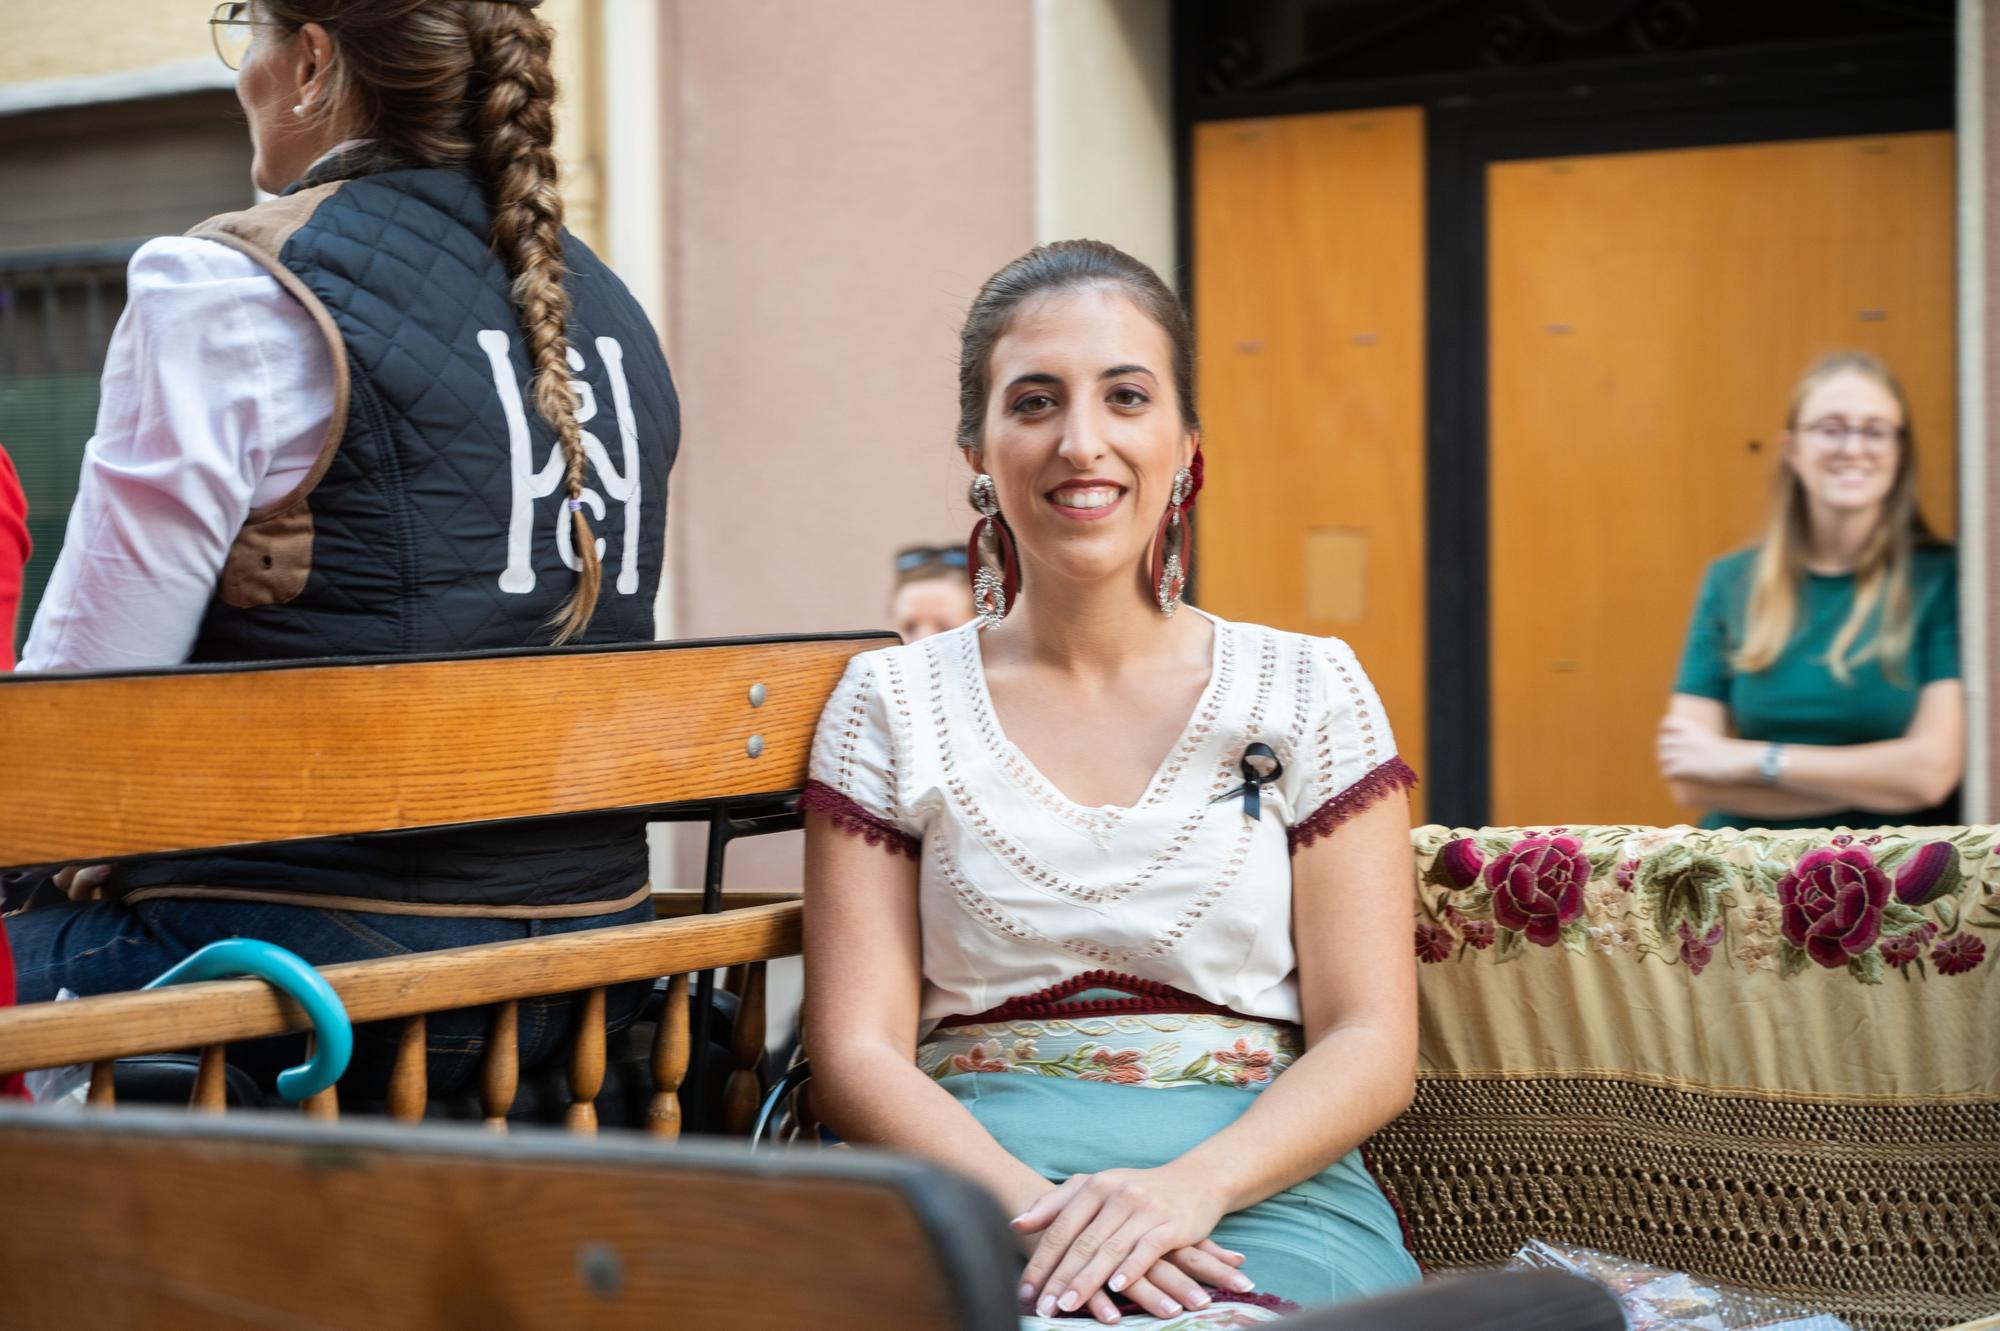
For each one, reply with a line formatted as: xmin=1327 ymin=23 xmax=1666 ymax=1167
xmin=798 ymin=779 xmax=920 ymax=859
xmin=1287 ymin=756 xmax=1419 ymax=853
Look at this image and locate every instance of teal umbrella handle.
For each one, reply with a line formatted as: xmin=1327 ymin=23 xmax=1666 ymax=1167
xmin=143 ymin=939 xmax=352 ymax=1102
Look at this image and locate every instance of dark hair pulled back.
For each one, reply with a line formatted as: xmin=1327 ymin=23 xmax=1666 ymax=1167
xmin=956 ymin=240 xmax=1198 ymax=450
xmin=259 ymin=0 xmax=600 ymax=643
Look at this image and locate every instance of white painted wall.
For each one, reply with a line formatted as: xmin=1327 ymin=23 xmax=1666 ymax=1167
xmin=1957 ymin=0 xmax=1989 ymax=821
xmin=1033 ymin=0 xmax=1177 ymax=283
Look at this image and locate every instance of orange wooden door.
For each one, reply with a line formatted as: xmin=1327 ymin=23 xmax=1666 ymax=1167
xmin=1488 ymin=131 xmax=1956 ymax=826
xmin=1193 ymin=108 xmax=1427 ymax=816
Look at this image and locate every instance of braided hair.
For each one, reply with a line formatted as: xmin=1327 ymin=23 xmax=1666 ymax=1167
xmin=260 ymin=0 xmax=601 ymax=642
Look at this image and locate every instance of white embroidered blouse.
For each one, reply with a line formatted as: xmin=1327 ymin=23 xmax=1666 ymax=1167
xmin=804 ymin=608 xmax=1416 ymax=1033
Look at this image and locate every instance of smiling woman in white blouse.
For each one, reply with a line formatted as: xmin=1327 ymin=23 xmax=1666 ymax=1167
xmin=801 ymin=241 xmax=1422 ymax=1326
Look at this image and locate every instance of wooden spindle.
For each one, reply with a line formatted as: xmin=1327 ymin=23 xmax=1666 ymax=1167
xmin=482 ymin=1000 xmax=519 ymax=1131
xmin=648 ymin=973 xmax=690 ymax=1139
xmin=790 ymin=1013 xmax=819 ymax=1143
xmin=87 ymin=1061 xmax=115 ymax=1107
xmin=723 ymin=961 xmax=767 ymax=1135
xmin=301 ymin=1032 xmax=339 ymax=1120
xmin=192 ymin=1045 xmax=227 ymax=1113
xmin=565 ymin=987 xmax=607 ymax=1135
xmin=388 ymin=1014 xmax=428 ymax=1122
xmin=722 ymin=963 xmax=748 ymax=1000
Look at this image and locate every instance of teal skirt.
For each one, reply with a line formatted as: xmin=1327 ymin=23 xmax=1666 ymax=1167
xmin=935 ymin=1068 xmax=1421 ymax=1308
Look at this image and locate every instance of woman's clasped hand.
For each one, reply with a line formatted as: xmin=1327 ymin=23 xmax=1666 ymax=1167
xmin=1013 ymin=1165 xmax=1255 ymax=1322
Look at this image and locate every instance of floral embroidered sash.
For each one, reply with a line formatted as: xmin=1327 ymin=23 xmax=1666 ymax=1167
xmin=920 ymin=1012 xmax=1302 ymax=1091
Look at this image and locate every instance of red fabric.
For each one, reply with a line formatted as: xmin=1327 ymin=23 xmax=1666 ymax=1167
xmin=1288 ymin=756 xmax=1420 ymax=853
xmin=938 ymin=970 xmax=1282 ymax=1028
xmin=0 ymin=445 xmax=28 ymax=671
xmin=0 ymin=920 xmax=21 ymax=1099
xmin=798 ymin=779 xmax=921 ymax=859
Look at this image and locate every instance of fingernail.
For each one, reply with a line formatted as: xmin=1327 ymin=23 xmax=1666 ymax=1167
xmin=1019 ymin=1283 xmax=1035 ymax=1301
xmin=1059 ymin=1290 xmax=1080 ymax=1312
xmin=1109 ymin=1274 xmax=1126 ymax=1293
xmin=1235 ymin=1277 xmax=1256 ymax=1291
xmin=1162 ymin=1303 xmax=1182 ymax=1316
xmin=1038 ymin=1295 xmax=1056 ymax=1317
xmin=1188 ymin=1290 xmax=1210 ymax=1307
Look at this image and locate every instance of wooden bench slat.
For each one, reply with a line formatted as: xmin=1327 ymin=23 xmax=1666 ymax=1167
xmin=0 ymin=634 xmax=891 ymax=866
xmin=0 ymin=902 xmax=801 ymax=1075
xmin=653 ymin=888 xmax=801 ymax=918
xmin=0 ymin=1109 xmax=1024 ymax=1331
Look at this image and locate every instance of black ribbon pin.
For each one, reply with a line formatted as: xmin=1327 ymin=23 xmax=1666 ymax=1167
xmin=1211 ymin=742 xmax=1284 ymax=822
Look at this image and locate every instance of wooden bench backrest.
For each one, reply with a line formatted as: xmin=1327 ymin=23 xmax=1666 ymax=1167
xmin=0 ymin=631 xmax=893 ymax=867
xmin=0 ymin=1107 xmax=1022 ymax=1331
xmin=0 ymin=902 xmax=803 ymax=1133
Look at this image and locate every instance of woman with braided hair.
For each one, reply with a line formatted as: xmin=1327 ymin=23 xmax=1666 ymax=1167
xmin=6 ymin=0 xmax=678 ymax=1097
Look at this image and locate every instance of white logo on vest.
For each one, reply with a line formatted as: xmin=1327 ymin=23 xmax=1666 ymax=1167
xmin=477 ymin=329 xmax=644 ymax=596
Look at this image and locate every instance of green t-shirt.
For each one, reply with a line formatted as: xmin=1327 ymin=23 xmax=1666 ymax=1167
xmin=1672 ymin=543 xmax=1959 ymax=830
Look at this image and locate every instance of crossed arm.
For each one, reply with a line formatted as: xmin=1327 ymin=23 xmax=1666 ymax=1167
xmin=802 ymin=789 xmax=1417 ymax=1323
xmin=1657 ymin=681 xmax=1964 ymax=822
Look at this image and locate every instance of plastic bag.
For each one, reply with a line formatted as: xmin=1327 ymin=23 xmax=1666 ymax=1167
xmin=23 ymin=988 xmax=91 ymax=1107
xmin=1507 ymin=1241 xmax=1853 ymax=1330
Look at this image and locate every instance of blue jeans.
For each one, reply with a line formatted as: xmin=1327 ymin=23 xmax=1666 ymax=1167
xmin=2 ymin=895 xmax=654 ymax=1102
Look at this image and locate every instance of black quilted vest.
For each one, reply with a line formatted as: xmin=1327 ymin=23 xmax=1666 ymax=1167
xmin=113 ymin=159 xmax=677 ymax=914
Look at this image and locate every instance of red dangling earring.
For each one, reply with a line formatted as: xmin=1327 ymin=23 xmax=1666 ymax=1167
xmin=1148 ymin=453 xmax=1198 ymax=617
xmin=967 ymin=473 xmax=1020 ymax=629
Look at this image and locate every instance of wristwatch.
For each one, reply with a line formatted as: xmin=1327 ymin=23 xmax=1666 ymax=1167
xmin=1758 ymin=742 xmax=1787 ymax=787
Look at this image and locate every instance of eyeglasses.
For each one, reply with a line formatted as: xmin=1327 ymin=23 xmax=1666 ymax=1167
xmin=1800 ymin=417 xmax=1901 ymax=452
xmin=209 ymin=1 xmax=269 ymax=71
xmin=895 ymin=546 xmax=968 ymax=573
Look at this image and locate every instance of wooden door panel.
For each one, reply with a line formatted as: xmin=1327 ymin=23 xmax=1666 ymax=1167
xmin=1194 ymin=108 xmax=1427 ymax=816
xmin=1489 ymin=131 xmax=1955 ymax=826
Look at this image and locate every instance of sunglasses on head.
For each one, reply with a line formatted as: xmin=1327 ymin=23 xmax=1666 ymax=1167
xmin=895 ymin=546 xmax=969 ymax=572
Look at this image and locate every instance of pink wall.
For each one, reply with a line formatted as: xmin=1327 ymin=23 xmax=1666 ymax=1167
xmin=659 ymin=1 xmax=1036 ymax=888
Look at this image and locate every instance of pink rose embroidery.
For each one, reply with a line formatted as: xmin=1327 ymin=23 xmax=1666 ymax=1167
xmin=1778 ymin=847 xmax=1889 ymax=968
xmin=1487 ymin=835 xmax=1589 ymax=946
xmin=1212 ymin=1038 xmax=1276 ymax=1086
xmin=1080 ymin=1047 xmax=1147 ymax=1084
xmin=948 ymin=1042 xmax=1010 ymax=1075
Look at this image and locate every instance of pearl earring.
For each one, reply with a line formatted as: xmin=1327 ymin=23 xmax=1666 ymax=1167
xmin=292 ymin=103 xmax=306 ymax=117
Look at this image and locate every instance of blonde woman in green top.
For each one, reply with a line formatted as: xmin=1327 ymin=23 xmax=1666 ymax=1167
xmin=1660 ymin=352 xmax=1961 ymax=831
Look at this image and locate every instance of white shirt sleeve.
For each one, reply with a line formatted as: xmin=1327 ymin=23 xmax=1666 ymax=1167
xmin=18 ymin=236 xmax=335 ymax=672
